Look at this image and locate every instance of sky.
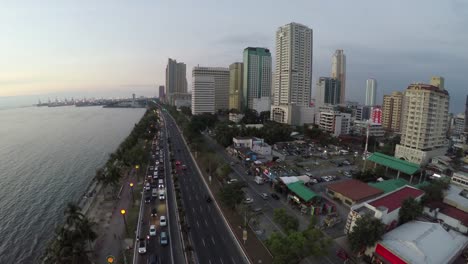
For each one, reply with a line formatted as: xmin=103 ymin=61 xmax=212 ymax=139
xmin=0 ymin=0 xmax=467 ymax=112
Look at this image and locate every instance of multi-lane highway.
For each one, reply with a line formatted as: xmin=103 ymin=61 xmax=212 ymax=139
xmin=162 ymin=110 xmax=249 ymax=264
xmin=134 ymin=112 xmax=185 ymax=264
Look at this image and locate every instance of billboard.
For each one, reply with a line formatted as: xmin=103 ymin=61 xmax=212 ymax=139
xmin=371 ymin=106 xmax=382 ymax=125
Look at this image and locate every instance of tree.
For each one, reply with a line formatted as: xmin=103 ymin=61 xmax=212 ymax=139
xmin=273 ymin=208 xmax=299 ymax=232
xmin=398 ymin=197 xmax=423 ymax=224
xmin=214 ymin=122 xmax=239 ymax=147
xmin=348 ymin=214 xmax=385 ymax=253
xmin=241 ymin=109 xmax=259 ymax=124
xmin=215 ymin=163 xmax=232 ymax=182
xmin=259 ymin=111 xmax=271 ymax=123
xmin=219 ymin=182 xmax=245 ymax=209
xmin=352 ymin=170 xmax=376 ymax=182
xmin=421 ymin=178 xmax=450 ymax=204
xmin=179 ymin=106 xmax=192 ymax=117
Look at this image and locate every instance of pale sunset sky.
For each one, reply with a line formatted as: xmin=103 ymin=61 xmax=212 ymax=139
xmin=0 ymin=0 xmax=467 ymax=112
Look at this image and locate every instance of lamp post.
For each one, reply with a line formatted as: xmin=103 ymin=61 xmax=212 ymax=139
xmin=135 ymin=165 xmax=140 ymax=182
xmin=129 ymin=182 xmax=135 ymax=205
xmin=121 ymin=209 xmax=129 ymax=236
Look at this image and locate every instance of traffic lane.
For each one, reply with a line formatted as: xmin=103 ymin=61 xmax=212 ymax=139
xmin=173 ymin=135 xmax=246 ymax=264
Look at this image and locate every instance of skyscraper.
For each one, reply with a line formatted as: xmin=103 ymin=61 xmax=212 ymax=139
xmin=243 ymin=47 xmax=272 ymax=113
xmin=191 ymin=75 xmax=215 ymax=115
xmin=315 ymin=77 xmax=341 ymax=106
xmin=165 ymin=58 xmax=187 ymax=105
xmin=271 ymin=22 xmax=313 ymax=124
xmin=331 ymin=49 xmax=346 ymax=104
xmin=382 ymin=91 xmax=403 ymax=132
xmin=229 ymin=62 xmax=243 ymax=111
xmin=395 ymin=81 xmax=450 ymax=165
xmin=365 ymin=79 xmax=377 ymax=106
xmin=192 ymin=66 xmax=230 ymax=111
xmin=158 ymin=85 xmax=165 ymax=99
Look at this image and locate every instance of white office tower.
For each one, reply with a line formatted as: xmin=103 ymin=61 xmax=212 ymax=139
xmin=271 ymin=22 xmax=313 ymax=125
xmin=191 ymin=75 xmax=215 ymax=115
xmin=365 ymin=79 xmax=377 ymax=106
xmin=331 ymin=49 xmax=346 ymax=104
xmin=192 ymin=66 xmax=230 ymax=111
xmin=395 ymin=82 xmax=450 ymax=165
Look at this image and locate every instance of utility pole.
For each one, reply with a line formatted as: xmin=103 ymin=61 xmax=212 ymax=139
xmin=362 ymin=120 xmax=370 ymax=172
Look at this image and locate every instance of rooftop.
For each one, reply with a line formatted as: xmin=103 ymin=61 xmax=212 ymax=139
xmin=367 ymin=152 xmax=420 ymax=175
xmin=368 ymin=186 xmax=424 ymax=213
xmin=287 ymin=182 xmax=318 ymax=202
xmin=369 ymin=179 xmax=429 ymax=194
xmin=327 ymin=179 xmax=383 ymax=202
xmin=377 ymin=221 xmax=468 ymax=264
xmin=426 ymin=201 xmax=468 ymax=226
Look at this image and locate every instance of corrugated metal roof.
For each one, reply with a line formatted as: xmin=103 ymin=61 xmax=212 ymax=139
xmin=327 ymin=179 xmax=383 ymax=202
xmin=367 ymin=152 xmax=420 ymax=175
xmin=368 ymin=186 xmax=424 ymax=213
xmin=287 ymin=182 xmax=317 ymax=202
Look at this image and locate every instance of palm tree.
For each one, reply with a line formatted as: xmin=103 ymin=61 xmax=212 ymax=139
xmin=64 ymin=203 xmax=84 ymax=229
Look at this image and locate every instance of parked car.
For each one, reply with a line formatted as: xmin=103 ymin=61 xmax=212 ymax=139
xmin=244 ymin=197 xmax=254 ymax=204
xmin=160 ymin=216 xmax=167 ymax=227
xmin=271 ymin=193 xmax=280 ymax=200
xmin=227 ymin=179 xmax=238 ymax=184
xmin=138 ymin=239 xmax=147 ymax=254
xmin=149 ymin=225 xmax=157 ymax=236
xmin=344 ymin=171 xmax=352 ymax=178
xmin=260 ymin=193 xmax=268 ymax=200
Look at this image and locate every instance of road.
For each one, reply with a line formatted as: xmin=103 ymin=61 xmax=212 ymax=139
xmin=162 ymin=110 xmax=249 ymax=264
xmin=202 ymin=134 xmax=350 ymax=264
xmin=134 ymin=116 xmax=185 ymax=264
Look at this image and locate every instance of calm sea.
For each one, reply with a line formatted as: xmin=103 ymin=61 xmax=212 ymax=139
xmin=0 ymin=106 xmax=145 ymax=263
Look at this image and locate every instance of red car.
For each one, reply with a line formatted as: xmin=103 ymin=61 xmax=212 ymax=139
xmin=175 ymin=160 xmax=181 ymax=165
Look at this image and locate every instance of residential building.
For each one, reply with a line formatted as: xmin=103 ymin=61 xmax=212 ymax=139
xmin=365 ymin=79 xmax=377 ymax=106
xmin=355 ymin=105 xmax=371 ymax=121
xmin=193 ymin=66 xmax=230 ymax=111
xmin=451 ymin=171 xmax=468 ymax=190
xmin=465 ymin=95 xmax=468 ymax=133
xmin=233 ymin=137 xmax=264 ymax=149
xmin=326 ymin=179 xmax=383 ymax=207
xmin=315 ymin=77 xmax=341 ymax=107
xmin=165 ymin=58 xmax=188 ymax=105
xmin=452 ymin=113 xmax=465 ymax=135
xmin=243 ymin=47 xmax=272 ymax=112
xmin=174 ymin=97 xmax=191 ymax=109
xmin=271 ymin=22 xmax=313 ymax=125
xmin=424 ymin=201 xmax=468 ymax=233
xmin=345 ymin=186 xmax=424 ymax=234
xmin=331 ymin=49 xmax=346 ymax=104
xmin=430 ymin=76 xmax=445 ymax=89
xmin=191 ymin=75 xmax=215 ymax=115
xmin=352 ymin=120 xmax=385 ymax=137
xmin=229 ymin=113 xmax=244 ymax=123
xmin=158 ymin=85 xmax=165 ymax=100
xmin=318 ymin=110 xmax=351 ymax=137
xmin=395 ymin=82 xmax=450 ymax=165
xmin=382 ymin=91 xmax=403 ymax=132
xmin=229 ymin=62 xmax=243 ymax=111
xmin=368 ymin=221 xmax=468 ymax=264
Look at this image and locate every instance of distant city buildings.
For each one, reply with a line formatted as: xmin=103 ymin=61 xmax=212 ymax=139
xmin=365 ymin=79 xmax=377 ymax=106
xmin=452 ymin=113 xmax=466 ymax=135
xmin=382 ymin=91 xmax=403 ymax=132
xmin=158 ymin=85 xmax=165 ymax=100
xmin=315 ymin=77 xmax=341 ymax=107
xmin=331 ymin=49 xmax=346 ymax=104
xmin=243 ymin=47 xmax=272 ymax=113
xmin=192 ymin=66 xmax=230 ymax=111
xmin=318 ymin=108 xmax=351 ymax=137
xmin=465 ymin=95 xmax=468 ymax=133
xmin=229 ymin=62 xmax=243 ymax=111
xmin=191 ymin=75 xmax=215 ymax=115
xmin=271 ymin=22 xmax=313 ymax=125
xmin=395 ymin=79 xmax=450 ymax=165
xmin=165 ymin=58 xmax=188 ymax=105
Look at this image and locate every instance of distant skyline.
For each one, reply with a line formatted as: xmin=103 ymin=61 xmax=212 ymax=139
xmin=1 ymin=0 xmax=467 ymax=113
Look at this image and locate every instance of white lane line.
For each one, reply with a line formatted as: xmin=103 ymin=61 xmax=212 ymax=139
xmin=202 ymin=238 xmax=206 ymax=247
xmin=211 ymin=236 xmax=216 ymax=245
xmin=192 ymin=208 xmax=195 ymax=213
xmin=220 ymin=257 xmax=224 ymax=264
xmin=208 ymin=260 xmax=212 ymax=264
xmin=195 ymin=194 xmax=198 ymax=200
xmin=197 ymin=221 xmax=200 ymax=228
xmin=231 ymin=257 xmax=236 ymax=264
xmin=200 ymin=205 xmax=203 ymax=211
xmin=205 ymin=219 xmax=208 ymax=226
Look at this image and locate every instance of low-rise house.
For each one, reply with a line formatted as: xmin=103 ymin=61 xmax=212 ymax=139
xmin=326 ymin=179 xmax=383 ymax=207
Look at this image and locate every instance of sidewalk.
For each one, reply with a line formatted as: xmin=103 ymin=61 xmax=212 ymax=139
xmin=88 ymin=171 xmax=137 ymax=263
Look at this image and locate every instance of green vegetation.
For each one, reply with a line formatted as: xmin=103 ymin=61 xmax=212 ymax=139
xmin=42 ymin=203 xmax=97 ymax=264
xmin=352 ymin=170 xmax=378 ymax=182
xmin=303 ymin=124 xmax=338 ymax=146
xmin=421 ymin=178 xmax=450 ymax=204
xmin=266 ymin=223 xmax=331 ymax=264
xmin=219 ymin=182 xmax=246 ymax=209
xmin=273 ymin=208 xmax=299 ymax=233
xmin=348 ymin=214 xmax=385 ymax=253
xmin=398 ymin=197 xmax=423 ymax=224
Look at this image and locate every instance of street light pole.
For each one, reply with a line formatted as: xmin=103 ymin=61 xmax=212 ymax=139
xmin=120 ymin=209 xmax=129 ymax=236
xmin=129 ymin=182 xmax=135 ymax=205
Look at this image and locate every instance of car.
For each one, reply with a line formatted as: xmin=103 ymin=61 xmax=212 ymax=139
xmin=155 ymin=161 xmax=160 ymax=165
xmin=149 ymin=166 xmax=154 ymax=170
xmin=344 ymin=171 xmax=352 ymax=177
xmin=304 ymin=167 xmax=310 ymax=172
xmin=182 ymin=164 xmax=187 ymax=170
xmin=151 ymin=208 xmax=157 ymax=217
xmin=147 ymin=254 xmax=159 ymax=264
xmin=158 ymin=184 xmax=164 ymax=189
xmin=145 ymin=183 xmax=151 ymax=191
xmin=227 ymin=179 xmax=238 ymax=184
xmin=149 ymin=225 xmax=157 ymax=236
xmin=138 ymin=239 xmax=147 ymax=254
xmin=160 ymin=231 xmax=168 ymax=246
xmin=159 ymin=193 xmax=165 ymax=200
xmin=271 ymin=193 xmax=280 ymax=200
xmin=206 ymin=196 xmax=212 ymax=203
xmin=244 ymin=197 xmax=254 ymax=204
xmin=145 ymin=195 xmax=151 ymax=203
xmin=251 ymin=207 xmax=263 ymax=213
xmin=309 ymin=178 xmax=318 ymax=184
xmin=260 ymin=193 xmax=268 ymax=200
xmin=160 ymin=216 xmax=167 ymax=226
xmin=175 ymin=160 xmax=181 ymax=165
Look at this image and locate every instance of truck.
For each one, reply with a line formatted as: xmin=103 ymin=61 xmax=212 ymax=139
xmin=254 ymin=176 xmax=264 ymax=185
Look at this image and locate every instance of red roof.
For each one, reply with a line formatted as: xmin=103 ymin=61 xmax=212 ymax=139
xmin=427 ymin=201 xmax=468 ymax=226
xmin=369 ymin=186 xmax=424 ymax=213
xmin=327 ymin=179 xmax=383 ymax=202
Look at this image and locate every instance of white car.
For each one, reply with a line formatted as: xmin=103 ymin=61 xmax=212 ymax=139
xmin=138 ymin=239 xmax=147 ymax=254
xmin=260 ymin=193 xmax=268 ymax=200
xmin=145 ymin=183 xmax=151 ymax=191
xmin=159 ymin=193 xmax=165 ymax=200
xmin=160 ymin=216 xmax=167 ymax=226
xmin=244 ymin=197 xmax=254 ymax=204
xmin=227 ymin=179 xmax=238 ymax=184
xmin=149 ymin=225 xmax=157 ymax=236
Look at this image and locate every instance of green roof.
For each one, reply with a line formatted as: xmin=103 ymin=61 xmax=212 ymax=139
xmin=287 ymin=182 xmax=317 ymax=202
xmin=367 ymin=152 xmax=420 ymax=175
xmin=369 ymin=178 xmax=429 ymax=193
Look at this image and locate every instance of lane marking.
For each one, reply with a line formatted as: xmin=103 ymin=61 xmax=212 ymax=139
xmin=211 ymin=236 xmax=216 ymax=245
xmin=220 ymin=257 xmax=224 ymax=264
xmin=231 ymin=257 xmax=236 ymax=264
xmin=205 ymin=219 xmax=208 ymax=227
xmin=197 ymin=221 xmax=200 ymax=228
xmin=202 ymin=238 xmax=206 ymax=247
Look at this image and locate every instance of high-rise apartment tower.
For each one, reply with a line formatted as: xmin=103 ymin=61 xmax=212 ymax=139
xmin=331 ymin=50 xmax=346 ymax=104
